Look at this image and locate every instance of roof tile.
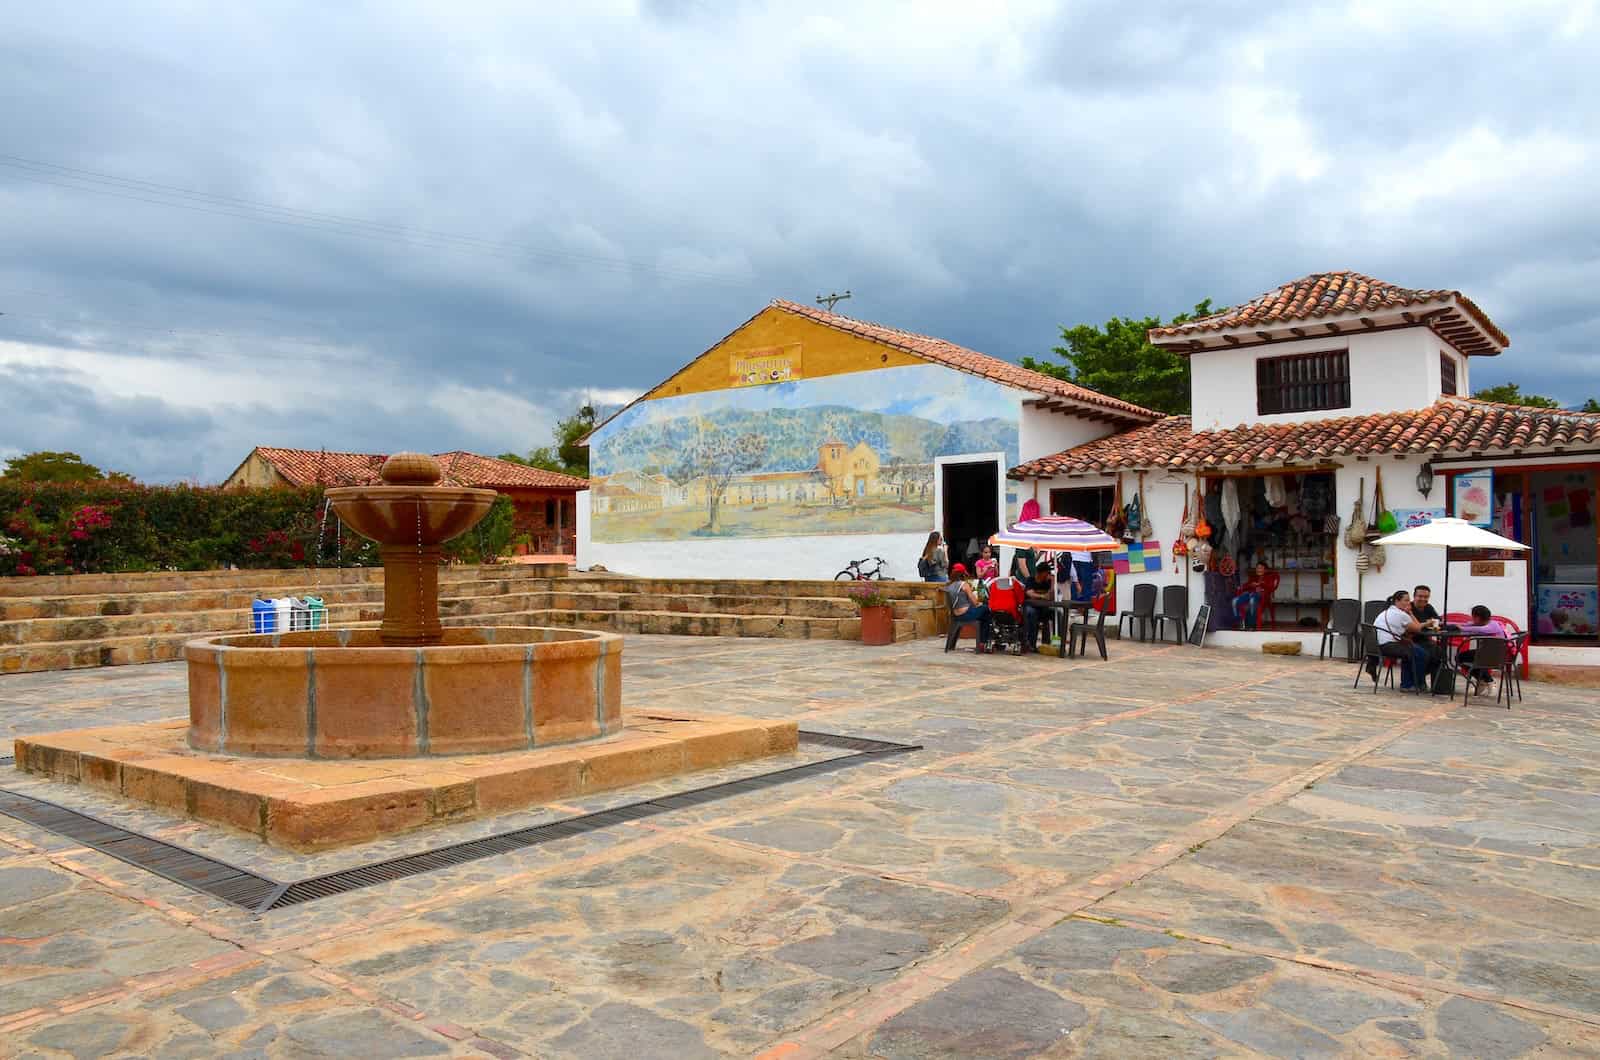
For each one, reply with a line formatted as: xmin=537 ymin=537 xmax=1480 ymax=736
xmin=1010 ymin=398 xmax=1600 ymax=477
xmin=250 ymin=448 xmax=587 ymax=490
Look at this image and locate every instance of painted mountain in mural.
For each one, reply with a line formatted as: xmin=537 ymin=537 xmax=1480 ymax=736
xmin=594 ymin=405 xmax=1015 ymax=478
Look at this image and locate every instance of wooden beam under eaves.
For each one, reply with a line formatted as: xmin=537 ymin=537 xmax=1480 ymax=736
xmin=1289 ymin=327 xmax=1306 ymax=337
xmin=1223 ymin=334 xmax=1240 ymax=345
xmin=1402 ymin=311 xmax=1416 ymax=323
xmin=1325 ymin=323 xmax=1341 ymax=334
xmin=1256 ymin=331 xmax=1272 ymax=341
xmin=1360 ymin=317 xmax=1376 ymax=329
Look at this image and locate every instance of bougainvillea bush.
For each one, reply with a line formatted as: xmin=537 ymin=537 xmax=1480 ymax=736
xmin=0 ymin=481 xmax=511 ymax=576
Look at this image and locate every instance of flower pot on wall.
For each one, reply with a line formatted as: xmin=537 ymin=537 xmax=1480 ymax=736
xmin=859 ymin=604 xmax=895 ymax=646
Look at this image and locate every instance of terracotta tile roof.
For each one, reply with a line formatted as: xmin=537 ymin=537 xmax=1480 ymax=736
xmin=1010 ymin=397 xmax=1600 ymax=477
xmin=250 ymin=448 xmax=587 ymax=490
xmin=433 ymin=452 xmax=589 ymax=490
xmin=771 ymin=300 xmax=1160 ymax=420
xmin=1149 ymin=271 xmax=1508 ymax=355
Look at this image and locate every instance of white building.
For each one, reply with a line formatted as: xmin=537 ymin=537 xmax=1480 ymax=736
xmin=578 ymin=299 xmax=1157 ymax=580
xmin=1012 ymin=271 xmax=1600 ymax=673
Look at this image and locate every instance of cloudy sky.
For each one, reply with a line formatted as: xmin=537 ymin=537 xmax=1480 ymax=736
xmin=3 ymin=1 xmax=1596 ymax=482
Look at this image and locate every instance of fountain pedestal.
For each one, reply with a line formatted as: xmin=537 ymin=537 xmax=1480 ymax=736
xmin=377 ymin=543 xmax=445 ymax=645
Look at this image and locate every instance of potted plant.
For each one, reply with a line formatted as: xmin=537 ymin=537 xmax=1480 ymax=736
xmin=847 ymin=583 xmax=895 ymax=646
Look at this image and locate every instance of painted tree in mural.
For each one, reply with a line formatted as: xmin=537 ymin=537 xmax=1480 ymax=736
xmin=671 ymin=427 xmax=769 ymax=532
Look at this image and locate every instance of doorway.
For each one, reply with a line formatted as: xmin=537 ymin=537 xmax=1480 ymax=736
xmin=939 ymin=458 xmax=1002 ymax=570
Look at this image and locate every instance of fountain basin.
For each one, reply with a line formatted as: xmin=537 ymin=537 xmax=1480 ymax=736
xmin=187 ymin=627 xmax=622 ymax=758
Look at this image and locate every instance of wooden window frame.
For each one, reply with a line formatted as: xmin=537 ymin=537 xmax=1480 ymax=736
xmin=1256 ymin=349 xmax=1351 ymax=416
xmin=1440 ymin=350 xmax=1457 ymax=396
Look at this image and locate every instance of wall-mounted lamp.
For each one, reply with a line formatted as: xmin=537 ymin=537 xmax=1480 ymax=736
xmin=1415 ymin=462 xmax=1435 ymax=498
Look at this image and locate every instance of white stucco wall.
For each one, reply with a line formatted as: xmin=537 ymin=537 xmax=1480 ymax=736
xmin=1018 ymin=404 xmax=1118 ymax=465
xmin=1190 ymin=327 xmax=1445 ymax=431
xmin=586 ymin=530 xmax=932 ymax=581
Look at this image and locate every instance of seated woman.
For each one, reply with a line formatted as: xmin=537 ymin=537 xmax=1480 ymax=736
xmin=943 ymin=563 xmax=992 ymax=653
xmin=1232 ymin=562 xmax=1271 ymax=629
xmin=974 ymin=544 xmax=999 ymax=582
xmin=1454 ymin=605 xmax=1508 ymax=694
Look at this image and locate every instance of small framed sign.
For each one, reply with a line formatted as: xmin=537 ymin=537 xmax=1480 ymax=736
xmin=1470 ymin=560 xmax=1506 ymax=577
xmin=1188 ymin=604 xmax=1212 ymax=647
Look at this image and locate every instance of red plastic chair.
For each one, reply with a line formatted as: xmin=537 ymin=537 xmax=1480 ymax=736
xmin=1444 ymin=611 xmax=1530 ymax=681
xmin=1234 ymin=571 xmax=1279 ymax=629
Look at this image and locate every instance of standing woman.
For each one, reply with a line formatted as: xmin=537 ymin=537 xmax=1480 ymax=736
xmin=917 ymin=531 xmax=949 ymax=583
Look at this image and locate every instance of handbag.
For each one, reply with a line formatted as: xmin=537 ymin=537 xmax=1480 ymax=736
xmin=1373 ymin=465 xmax=1398 ymax=536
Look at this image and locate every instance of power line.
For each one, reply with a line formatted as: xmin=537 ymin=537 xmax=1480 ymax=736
xmin=0 ymin=153 xmax=755 ymax=288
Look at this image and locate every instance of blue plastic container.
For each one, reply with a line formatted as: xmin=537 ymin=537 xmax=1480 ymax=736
xmin=250 ymin=599 xmax=277 ymax=633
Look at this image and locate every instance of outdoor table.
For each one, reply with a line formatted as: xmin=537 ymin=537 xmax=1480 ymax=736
xmin=1036 ymin=599 xmax=1091 ymax=658
xmin=1413 ymin=627 xmax=1463 ymax=694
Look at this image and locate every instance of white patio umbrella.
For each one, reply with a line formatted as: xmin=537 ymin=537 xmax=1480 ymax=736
xmin=1374 ymin=517 xmax=1528 ymax=615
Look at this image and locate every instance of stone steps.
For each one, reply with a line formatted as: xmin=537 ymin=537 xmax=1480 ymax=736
xmin=0 ymin=567 xmax=945 ymax=674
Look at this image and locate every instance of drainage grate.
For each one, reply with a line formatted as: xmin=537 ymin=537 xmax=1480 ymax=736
xmin=0 ymin=731 xmax=918 ymax=912
xmin=0 ymin=788 xmax=280 ymax=910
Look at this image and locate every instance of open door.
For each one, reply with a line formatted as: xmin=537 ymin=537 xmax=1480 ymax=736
xmin=935 ymin=453 xmax=1005 ymax=570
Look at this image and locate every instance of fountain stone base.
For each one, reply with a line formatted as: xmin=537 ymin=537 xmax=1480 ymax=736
xmin=186 ymin=627 xmax=622 ymax=759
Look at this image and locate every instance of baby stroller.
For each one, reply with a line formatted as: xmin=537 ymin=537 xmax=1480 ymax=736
xmin=985 ymin=578 xmax=1026 ymax=655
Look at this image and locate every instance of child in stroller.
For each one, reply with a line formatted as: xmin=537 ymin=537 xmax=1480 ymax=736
xmin=985 ymin=577 xmax=1027 ymax=655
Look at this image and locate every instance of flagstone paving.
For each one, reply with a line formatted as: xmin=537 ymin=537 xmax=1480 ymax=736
xmin=1 ymin=634 xmax=1597 ymax=1057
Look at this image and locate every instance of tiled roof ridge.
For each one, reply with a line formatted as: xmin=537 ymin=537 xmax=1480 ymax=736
xmin=250 ymin=446 xmax=587 ymax=489
xmin=768 ymin=299 xmax=1159 ymax=420
xmin=1149 ymin=270 xmax=1508 ymax=350
xmin=1443 ymin=394 xmax=1600 ymax=417
xmin=1011 ymin=398 xmax=1600 ymax=478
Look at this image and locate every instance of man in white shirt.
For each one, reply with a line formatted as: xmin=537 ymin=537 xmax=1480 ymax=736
xmin=1373 ymin=590 xmax=1431 ymax=691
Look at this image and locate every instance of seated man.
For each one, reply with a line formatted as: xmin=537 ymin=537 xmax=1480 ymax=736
xmin=943 ymin=563 xmax=992 ymax=653
xmin=1411 ymin=584 xmax=1441 ymax=626
xmin=1022 ymin=562 xmax=1056 ymax=653
xmin=1232 ymin=562 xmax=1271 ymax=629
xmin=1372 ymin=590 xmax=1435 ymax=691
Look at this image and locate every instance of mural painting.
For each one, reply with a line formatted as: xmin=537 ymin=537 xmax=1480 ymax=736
xmin=590 ymin=364 xmax=1020 ymax=542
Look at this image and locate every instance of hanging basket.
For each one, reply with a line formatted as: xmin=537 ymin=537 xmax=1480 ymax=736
xmin=1355 ymin=549 xmax=1370 ymax=573
xmin=1369 ymin=544 xmax=1387 ymax=571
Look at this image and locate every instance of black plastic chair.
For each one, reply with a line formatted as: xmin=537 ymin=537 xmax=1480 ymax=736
xmin=1320 ymin=598 xmax=1361 ymax=661
xmin=1353 ymin=623 xmax=1398 ymax=693
xmin=1459 ymin=636 xmax=1513 ymax=708
xmin=1070 ymin=607 xmax=1109 ymax=660
xmin=1362 ymin=599 xmax=1388 ymax=628
xmin=1152 ymin=585 xmax=1189 ymax=644
xmin=1117 ymin=583 xmax=1158 ymax=642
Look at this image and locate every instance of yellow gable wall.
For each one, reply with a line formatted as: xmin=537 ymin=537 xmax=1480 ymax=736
xmin=641 ymin=306 xmax=926 ymax=401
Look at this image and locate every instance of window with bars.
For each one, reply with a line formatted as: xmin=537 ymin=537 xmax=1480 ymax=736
xmin=1256 ymin=349 xmax=1350 ymax=415
xmin=1440 ymin=351 xmax=1457 ymax=395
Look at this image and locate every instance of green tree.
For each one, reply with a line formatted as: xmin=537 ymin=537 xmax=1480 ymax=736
xmin=1472 ymin=383 xmax=1562 ymax=408
xmin=499 ymin=404 xmax=596 ymax=478
xmin=1 ymin=451 xmax=129 ymax=484
xmin=1580 ymin=398 xmax=1600 ymax=413
xmin=1020 ymin=300 xmax=1221 ymax=415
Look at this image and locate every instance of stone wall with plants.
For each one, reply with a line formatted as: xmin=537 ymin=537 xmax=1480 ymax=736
xmin=0 ymin=482 xmax=514 ymax=576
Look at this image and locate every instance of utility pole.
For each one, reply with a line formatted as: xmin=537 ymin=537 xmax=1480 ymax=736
xmin=816 ymin=290 xmax=852 ymax=313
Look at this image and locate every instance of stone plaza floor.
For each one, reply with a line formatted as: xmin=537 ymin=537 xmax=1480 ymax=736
xmin=1 ymin=635 xmax=1597 ymax=1058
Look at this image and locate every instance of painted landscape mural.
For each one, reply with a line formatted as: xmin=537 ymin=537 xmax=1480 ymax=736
xmin=590 ymin=364 xmax=1020 ymax=542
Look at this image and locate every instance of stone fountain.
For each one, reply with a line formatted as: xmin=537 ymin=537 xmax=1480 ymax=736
xmin=16 ymin=452 xmax=794 ymax=849
xmin=185 ymin=453 xmax=621 ymax=758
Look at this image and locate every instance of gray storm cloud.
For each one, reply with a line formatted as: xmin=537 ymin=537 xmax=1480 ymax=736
xmin=2 ymin=1 xmax=1596 ymax=481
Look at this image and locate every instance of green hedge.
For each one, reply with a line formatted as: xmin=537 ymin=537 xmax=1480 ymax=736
xmin=0 ymin=482 xmax=514 ymax=576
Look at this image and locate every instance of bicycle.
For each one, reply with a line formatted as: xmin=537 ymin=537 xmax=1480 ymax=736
xmin=835 ymin=556 xmax=889 ymax=580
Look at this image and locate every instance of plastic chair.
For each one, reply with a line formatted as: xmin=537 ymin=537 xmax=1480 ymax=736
xmin=1362 ymin=599 xmax=1387 ymax=627
xmin=1071 ymin=606 xmax=1110 ymax=660
xmin=1259 ymin=571 xmax=1281 ymax=628
xmin=1353 ymin=624 xmax=1398 ymax=693
xmin=1458 ymin=635 xmax=1512 ymax=708
xmin=1118 ymin=583 xmax=1158 ymax=642
xmin=1320 ymin=598 xmax=1361 ymax=661
xmin=1492 ymin=615 xmax=1531 ymax=681
xmin=1152 ymin=584 xmax=1189 ymax=644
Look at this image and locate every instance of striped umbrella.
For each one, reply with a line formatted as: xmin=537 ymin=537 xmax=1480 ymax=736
xmin=990 ymin=515 xmax=1119 ymax=552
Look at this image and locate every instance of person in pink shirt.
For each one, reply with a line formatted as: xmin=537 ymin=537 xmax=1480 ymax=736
xmin=974 ymin=544 xmax=999 ymax=582
xmin=1455 ymin=605 xmax=1507 ymax=694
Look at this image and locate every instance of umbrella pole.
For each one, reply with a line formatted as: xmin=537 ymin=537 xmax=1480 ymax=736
xmin=1443 ymin=546 xmax=1451 ymax=618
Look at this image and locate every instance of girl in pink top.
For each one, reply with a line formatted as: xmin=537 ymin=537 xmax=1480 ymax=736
xmin=1455 ymin=604 xmax=1507 ymax=693
xmin=974 ymin=544 xmax=998 ymax=582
